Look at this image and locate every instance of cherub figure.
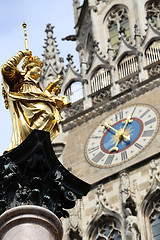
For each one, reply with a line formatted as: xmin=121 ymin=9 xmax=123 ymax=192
xmin=1 ymin=50 xmax=70 ymax=151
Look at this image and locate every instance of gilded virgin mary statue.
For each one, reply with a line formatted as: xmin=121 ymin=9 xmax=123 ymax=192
xmin=1 ymin=50 xmax=70 ymax=151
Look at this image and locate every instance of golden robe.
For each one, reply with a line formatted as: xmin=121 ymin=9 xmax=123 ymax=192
xmin=1 ymin=52 xmax=68 ymax=151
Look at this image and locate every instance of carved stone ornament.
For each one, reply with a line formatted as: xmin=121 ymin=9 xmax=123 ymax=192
xmin=149 ymin=159 xmax=160 ymax=188
xmin=63 ymin=99 xmax=84 ymax=119
xmin=91 ymin=88 xmax=111 ymax=105
xmin=93 ymin=184 xmax=120 ymax=217
xmin=120 ymin=75 xmax=139 ymax=92
xmin=124 ymin=207 xmax=141 ymax=240
xmin=0 ymin=130 xmax=91 ymax=218
xmin=148 ymin=63 xmax=160 ymax=76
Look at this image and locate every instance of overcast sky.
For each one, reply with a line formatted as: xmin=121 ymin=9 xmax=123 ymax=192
xmin=0 ymin=0 xmax=83 ymax=154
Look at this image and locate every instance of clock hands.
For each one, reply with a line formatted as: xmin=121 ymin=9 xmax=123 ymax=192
xmin=122 ymin=114 xmax=133 ymax=131
xmin=104 ymin=114 xmax=133 ymax=152
xmin=103 ymin=122 xmax=130 ymax=141
xmin=109 ymin=139 xmax=120 ymax=152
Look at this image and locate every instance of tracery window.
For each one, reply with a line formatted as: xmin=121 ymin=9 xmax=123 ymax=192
xmin=149 ymin=198 xmax=160 ymax=239
xmin=90 ymin=217 xmax=121 ymax=240
xmin=146 ymin=0 xmax=160 ymax=28
xmin=64 ymin=81 xmax=83 ymax=103
xmin=107 ymin=6 xmax=131 ymax=53
xmin=95 ymin=219 xmax=121 ymax=240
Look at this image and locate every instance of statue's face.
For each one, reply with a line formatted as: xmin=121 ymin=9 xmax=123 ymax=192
xmin=28 ymin=66 xmax=41 ymax=80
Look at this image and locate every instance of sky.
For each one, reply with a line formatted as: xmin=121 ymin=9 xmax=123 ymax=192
xmin=0 ymin=0 xmax=83 ymax=154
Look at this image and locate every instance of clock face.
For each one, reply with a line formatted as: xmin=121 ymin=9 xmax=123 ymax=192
xmin=84 ymin=104 xmax=160 ymax=168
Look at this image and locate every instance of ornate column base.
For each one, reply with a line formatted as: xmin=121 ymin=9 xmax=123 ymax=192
xmin=0 ymin=205 xmax=63 ymax=240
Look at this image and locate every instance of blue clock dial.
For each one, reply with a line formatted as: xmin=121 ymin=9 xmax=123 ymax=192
xmin=85 ymin=104 xmax=159 ymax=168
xmin=101 ymin=118 xmax=143 ymax=153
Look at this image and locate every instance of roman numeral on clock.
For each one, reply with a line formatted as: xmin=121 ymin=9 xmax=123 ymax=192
xmin=92 ymin=152 xmax=105 ymax=163
xmin=140 ymin=109 xmax=150 ymax=118
xmin=91 ymin=135 xmax=101 ymax=139
xmin=88 ymin=146 xmax=99 ymax=154
xmin=105 ymin=154 xmax=115 ymax=165
xmin=115 ymin=111 xmax=123 ymax=121
xmin=144 ymin=117 xmax=156 ymax=126
xmin=134 ymin=142 xmax=143 ymax=149
xmin=121 ymin=151 xmax=128 ymax=161
xmin=142 ymin=130 xmax=154 ymax=137
xmin=131 ymin=106 xmax=136 ymax=116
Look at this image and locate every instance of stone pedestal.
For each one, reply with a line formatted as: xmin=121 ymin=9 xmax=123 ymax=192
xmin=0 ymin=205 xmax=63 ymax=240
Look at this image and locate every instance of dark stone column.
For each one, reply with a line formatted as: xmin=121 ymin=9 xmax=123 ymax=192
xmin=0 ymin=130 xmax=91 ymax=239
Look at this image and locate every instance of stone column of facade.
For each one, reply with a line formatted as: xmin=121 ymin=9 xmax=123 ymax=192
xmin=0 ymin=205 xmax=63 ymax=240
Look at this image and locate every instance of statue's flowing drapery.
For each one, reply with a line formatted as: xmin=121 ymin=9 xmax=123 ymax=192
xmin=1 ymin=51 xmax=68 ymax=151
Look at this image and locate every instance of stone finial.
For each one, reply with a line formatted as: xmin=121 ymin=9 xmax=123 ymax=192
xmin=119 ymin=171 xmax=131 ymax=204
xmin=67 ymin=54 xmax=74 ymax=65
xmin=40 ymin=24 xmax=64 ymax=90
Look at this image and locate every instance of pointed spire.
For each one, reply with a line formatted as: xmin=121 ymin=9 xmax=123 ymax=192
xmin=40 ymin=24 xmax=64 ymax=90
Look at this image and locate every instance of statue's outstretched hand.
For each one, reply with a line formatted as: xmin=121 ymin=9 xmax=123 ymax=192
xmin=21 ymin=50 xmax=32 ymax=56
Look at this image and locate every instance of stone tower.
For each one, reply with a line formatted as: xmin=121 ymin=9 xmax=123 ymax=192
xmin=41 ymin=0 xmax=160 ymax=239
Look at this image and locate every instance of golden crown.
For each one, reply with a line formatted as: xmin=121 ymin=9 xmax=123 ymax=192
xmin=22 ymin=55 xmax=43 ymax=70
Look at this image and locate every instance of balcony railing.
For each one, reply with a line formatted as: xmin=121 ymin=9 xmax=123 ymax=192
xmin=65 ymin=82 xmax=83 ymax=103
xmin=118 ymin=55 xmax=139 ymax=79
xmin=146 ymin=41 xmax=160 ymax=65
xmin=90 ymin=69 xmax=111 ymax=94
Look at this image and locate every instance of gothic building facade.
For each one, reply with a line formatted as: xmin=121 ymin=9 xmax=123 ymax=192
xmin=40 ymin=0 xmax=160 ymax=239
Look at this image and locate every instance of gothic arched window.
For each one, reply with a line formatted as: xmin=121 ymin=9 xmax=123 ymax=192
xmin=107 ymin=6 xmax=131 ymax=53
xmin=145 ymin=194 xmax=160 ymax=239
xmin=146 ymin=0 xmax=160 ymax=28
xmin=64 ymin=81 xmax=83 ymax=103
xmin=96 ymin=220 xmax=121 ymax=240
xmin=89 ymin=216 xmax=122 ymax=240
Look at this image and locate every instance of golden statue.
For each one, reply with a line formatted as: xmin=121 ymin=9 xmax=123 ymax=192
xmin=1 ymin=23 xmax=70 ymax=152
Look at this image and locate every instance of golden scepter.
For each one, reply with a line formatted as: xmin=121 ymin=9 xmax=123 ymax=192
xmin=22 ymin=22 xmax=29 ymax=50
